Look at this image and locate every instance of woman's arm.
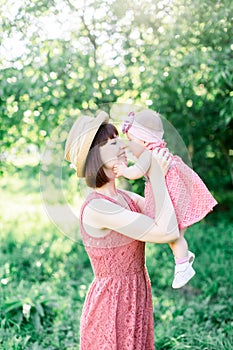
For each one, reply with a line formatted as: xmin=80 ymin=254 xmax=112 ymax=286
xmin=114 ymin=162 xmax=144 ymax=180
xmin=147 ymin=154 xmax=177 ymax=237
xmin=83 ymin=152 xmax=179 ymax=243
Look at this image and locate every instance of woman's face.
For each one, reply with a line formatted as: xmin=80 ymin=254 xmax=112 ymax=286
xmin=99 ymin=136 xmax=127 ymax=170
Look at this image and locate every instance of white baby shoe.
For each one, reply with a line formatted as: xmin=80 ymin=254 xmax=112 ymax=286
xmin=172 ymin=251 xmax=196 ymax=289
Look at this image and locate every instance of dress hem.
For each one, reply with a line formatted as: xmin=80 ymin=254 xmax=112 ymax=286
xmin=179 ymin=201 xmax=217 ymax=229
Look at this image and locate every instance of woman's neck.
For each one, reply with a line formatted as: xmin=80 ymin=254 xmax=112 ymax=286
xmin=95 ymin=180 xmax=129 ymax=209
xmin=95 ymin=180 xmax=118 ymax=199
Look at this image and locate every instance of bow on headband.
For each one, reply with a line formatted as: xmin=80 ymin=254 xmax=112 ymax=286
xmin=122 ymin=111 xmax=135 ymax=134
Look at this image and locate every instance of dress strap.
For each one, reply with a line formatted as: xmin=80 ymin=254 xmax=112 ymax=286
xmin=117 ymin=189 xmax=141 ymax=213
xmin=81 ymin=190 xmax=140 ymax=215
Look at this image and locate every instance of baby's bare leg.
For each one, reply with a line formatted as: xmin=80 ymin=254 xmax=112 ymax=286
xmin=169 ymin=228 xmax=188 ymax=259
xmin=169 ymin=228 xmax=196 ymax=289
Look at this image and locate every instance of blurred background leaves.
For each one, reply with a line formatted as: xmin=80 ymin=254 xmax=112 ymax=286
xmin=0 ymin=0 xmax=233 ymax=348
xmin=1 ymin=0 xmax=232 ymax=197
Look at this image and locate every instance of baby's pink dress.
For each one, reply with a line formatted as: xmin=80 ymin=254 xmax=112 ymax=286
xmin=145 ymin=148 xmax=218 ymax=227
xmin=79 ymin=190 xmax=155 ymax=350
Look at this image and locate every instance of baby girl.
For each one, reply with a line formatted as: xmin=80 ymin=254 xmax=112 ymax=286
xmin=114 ymin=109 xmax=217 ymax=288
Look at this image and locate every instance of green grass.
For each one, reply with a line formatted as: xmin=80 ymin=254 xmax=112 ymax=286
xmin=0 ymin=167 xmax=233 ymax=349
xmin=146 ymin=215 xmax=233 ymax=349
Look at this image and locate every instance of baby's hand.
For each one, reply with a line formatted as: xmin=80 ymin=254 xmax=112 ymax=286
xmin=113 ymin=162 xmax=128 ymax=178
xmin=152 ymin=148 xmax=172 ymax=176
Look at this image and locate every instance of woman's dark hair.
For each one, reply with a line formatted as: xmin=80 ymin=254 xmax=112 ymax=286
xmin=84 ymin=123 xmax=119 ymax=188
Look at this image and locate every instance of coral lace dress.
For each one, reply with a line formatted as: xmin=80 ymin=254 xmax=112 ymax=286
xmin=145 ymin=149 xmax=217 ymax=225
xmin=79 ymin=190 xmax=155 ymax=350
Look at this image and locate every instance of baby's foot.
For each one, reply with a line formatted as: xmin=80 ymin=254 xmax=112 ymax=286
xmin=172 ymin=251 xmax=196 ymax=289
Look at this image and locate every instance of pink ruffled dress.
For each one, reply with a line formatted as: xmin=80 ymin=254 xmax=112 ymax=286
xmin=145 ymin=146 xmax=218 ymax=227
xmin=79 ymin=190 xmax=155 ymax=350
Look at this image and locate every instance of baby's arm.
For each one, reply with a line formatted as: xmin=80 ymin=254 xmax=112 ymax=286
xmin=114 ymin=162 xmax=144 ymax=179
xmin=114 ymin=150 xmax=151 ymax=179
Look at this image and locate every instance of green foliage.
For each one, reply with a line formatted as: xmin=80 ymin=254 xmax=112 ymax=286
xmin=1 ymin=167 xmax=233 ymax=349
xmin=0 ymin=0 xmax=233 ymax=348
xmin=3 ymin=282 xmax=57 ymax=332
xmin=146 ymin=214 xmax=233 ymax=349
xmin=0 ymin=0 xmax=232 ymax=193
xmin=0 ymin=169 xmax=91 ymax=349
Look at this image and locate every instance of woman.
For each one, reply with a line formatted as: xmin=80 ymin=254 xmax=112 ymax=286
xmin=65 ymin=111 xmax=179 ymax=350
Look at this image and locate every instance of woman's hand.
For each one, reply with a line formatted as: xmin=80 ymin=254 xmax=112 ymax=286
xmin=152 ymin=148 xmax=172 ymax=176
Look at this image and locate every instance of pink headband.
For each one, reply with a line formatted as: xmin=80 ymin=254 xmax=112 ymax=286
xmin=122 ymin=112 xmax=164 ymax=144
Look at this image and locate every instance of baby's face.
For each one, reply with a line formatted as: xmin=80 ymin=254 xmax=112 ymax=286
xmin=126 ymin=132 xmax=145 ymax=158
